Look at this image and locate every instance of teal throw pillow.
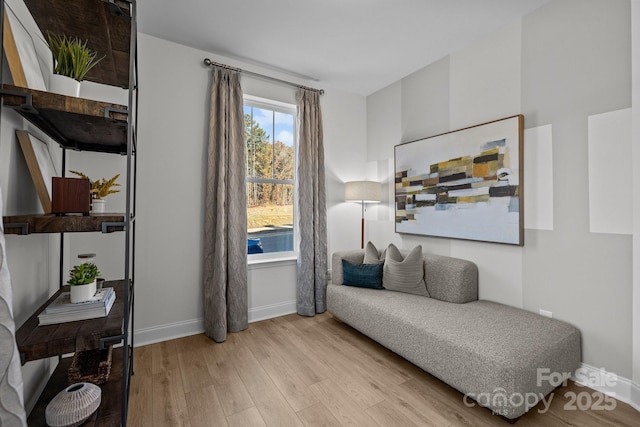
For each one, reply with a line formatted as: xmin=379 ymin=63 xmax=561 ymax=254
xmin=342 ymin=260 xmax=383 ymax=289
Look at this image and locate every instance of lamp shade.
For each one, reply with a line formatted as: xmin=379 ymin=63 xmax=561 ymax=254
xmin=345 ymin=181 xmax=381 ymax=203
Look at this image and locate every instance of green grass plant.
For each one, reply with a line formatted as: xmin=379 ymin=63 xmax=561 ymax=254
xmin=47 ymin=33 xmax=104 ymax=81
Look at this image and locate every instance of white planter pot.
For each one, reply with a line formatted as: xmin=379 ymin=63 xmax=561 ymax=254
xmin=49 ymin=74 xmax=81 ymax=97
xmin=91 ymin=199 xmax=105 ymax=213
xmin=80 ymin=80 xmax=129 ymax=105
xmin=70 ymin=279 xmax=97 ymax=303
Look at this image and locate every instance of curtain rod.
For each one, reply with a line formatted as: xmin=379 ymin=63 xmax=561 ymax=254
xmin=203 ymin=58 xmax=324 ymax=95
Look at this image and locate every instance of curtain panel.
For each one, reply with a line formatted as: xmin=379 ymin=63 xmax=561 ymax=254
xmin=296 ymin=88 xmax=328 ymax=316
xmin=0 ymin=187 xmax=27 ymax=427
xmin=203 ymin=68 xmax=248 ymax=342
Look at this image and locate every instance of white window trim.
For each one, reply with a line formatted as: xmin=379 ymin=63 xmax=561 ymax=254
xmin=245 ymin=95 xmax=298 ymax=263
xmin=248 ymin=252 xmax=297 ymax=267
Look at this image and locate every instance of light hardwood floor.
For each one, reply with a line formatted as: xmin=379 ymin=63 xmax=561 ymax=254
xmin=128 ymin=312 xmax=638 ymax=426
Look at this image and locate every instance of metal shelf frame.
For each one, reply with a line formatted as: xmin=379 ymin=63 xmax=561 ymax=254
xmin=0 ymin=1 xmax=138 ymax=425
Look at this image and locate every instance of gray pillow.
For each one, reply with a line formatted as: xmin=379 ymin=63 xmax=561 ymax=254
xmin=363 ymin=241 xmax=385 ymax=264
xmin=383 ymin=244 xmax=429 ymax=297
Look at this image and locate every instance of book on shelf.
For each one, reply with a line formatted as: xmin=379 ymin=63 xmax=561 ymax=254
xmin=38 ymin=287 xmax=116 ymax=326
xmin=44 ymin=287 xmax=114 ymax=313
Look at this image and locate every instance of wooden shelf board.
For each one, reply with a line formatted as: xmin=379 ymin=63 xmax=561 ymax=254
xmin=1 ymin=85 xmax=128 ymax=153
xmin=16 ymin=281 xmax=126 ymax=362
xmin=27 ymin=347 xmax=126 ymax=427
xmin=2 ymin=213 xmax=126 ymax=235
xmin=24 ymin=0 xmax=132 ymax=88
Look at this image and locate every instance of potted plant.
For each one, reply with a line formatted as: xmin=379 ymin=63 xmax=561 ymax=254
xmin=69 ymin=171 xmax=120 ymax=213
xmin=47 ymin=33 xmax=104 ymax=97
xmin=68 ymin=262 xmax=100 ymax=303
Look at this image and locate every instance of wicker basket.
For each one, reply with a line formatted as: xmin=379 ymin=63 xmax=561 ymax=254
xmin=68 ymin=345 xmax=113 ymax=386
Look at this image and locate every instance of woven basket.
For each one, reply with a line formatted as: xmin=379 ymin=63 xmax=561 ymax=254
xmin=68 ymin=345 xmax=113 ymax=386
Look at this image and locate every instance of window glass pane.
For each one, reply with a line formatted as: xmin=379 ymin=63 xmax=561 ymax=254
xmin=245 ymin=98 xmax=296 ymax=256
xmin=273 ymin=111 xmax=294 ymax=180
xmin=245 ymin=107 xmax=273 ymax=178
xmin=247 ymin=183 xmax=294 ymax=254
xmin=273 ymin=141 xmax=294 ymax=181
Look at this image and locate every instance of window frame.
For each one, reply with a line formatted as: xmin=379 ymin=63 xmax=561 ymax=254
xmin=244 ymin=95 xmax=298 ymax=262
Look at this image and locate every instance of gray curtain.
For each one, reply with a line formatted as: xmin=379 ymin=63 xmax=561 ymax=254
xmin=296 ymin=88 xmax=327 ymax=316
xmin=203 ymin=68 xmax=248 ymax=342
xmin=0 ymin=187 xmax=27 ymax=427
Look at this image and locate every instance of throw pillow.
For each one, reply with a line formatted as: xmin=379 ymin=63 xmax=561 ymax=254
xmin=383 ymin=244 xmax=429 ymax=297
xmin=363 ymin=241 xmax=385 ymax=264
xmin=342 ymin=260 xmax=383 ymax=289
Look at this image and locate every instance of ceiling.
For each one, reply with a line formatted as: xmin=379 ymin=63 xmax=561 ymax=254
xmin=138 ymin=0 xmax=550 ymax=96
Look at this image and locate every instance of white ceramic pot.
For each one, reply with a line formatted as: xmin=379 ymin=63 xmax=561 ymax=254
xmin=70 ymin=279 xmax=97 ymax=303
xmin=91 ymin=199 xmax=105 ymax=213
xmin=80 ymin=80 xmax=129 ymax=105
xmin=49 ymin=74 xmax=81 ymax=97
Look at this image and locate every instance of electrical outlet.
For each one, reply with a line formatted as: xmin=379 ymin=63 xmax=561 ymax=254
xmin=539 ymin=309 xmax=553 ymax=318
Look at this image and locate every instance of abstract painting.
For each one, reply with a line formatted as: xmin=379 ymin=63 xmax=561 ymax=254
xmin=394 ymin=115 xmax=524 ymax=245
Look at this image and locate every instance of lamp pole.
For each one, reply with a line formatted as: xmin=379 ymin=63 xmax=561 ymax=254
xmin=345 ymin=181 xmax=382 ymax=249
xmin=360 ymin=200 xmax=365 ymax=249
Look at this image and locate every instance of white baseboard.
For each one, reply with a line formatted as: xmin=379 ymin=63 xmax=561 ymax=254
xmin=133 ymin=318 xmax=204 ymax=347
xmin=248 ymin=300 xmax=297 ymax=323
xmin=133 ymin=301 xmax=297 ymax=347
xmin=572 ymin=363 xmax=640 ymax=412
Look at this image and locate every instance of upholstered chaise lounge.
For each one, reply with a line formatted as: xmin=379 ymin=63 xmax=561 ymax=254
xmin=326 ymin=248 xmax=581 ymax=420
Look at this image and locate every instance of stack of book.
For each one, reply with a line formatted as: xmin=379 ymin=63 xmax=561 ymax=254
xmin=38 ymin=287 xmax=116 ymax=326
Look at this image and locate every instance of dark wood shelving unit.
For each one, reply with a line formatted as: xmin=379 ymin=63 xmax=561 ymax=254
xmin=2 ymin=213 xmax=127 ymax=235
xmin=16 ymin=281 xmax=126 ymax=363
xmin=1 ymin=84 xmax=129 ymax=154
xmin=27 ymin=347 xmax=126 ymax=427
xmin=24 ymin=0 xmax=132 ymax=88
xmin=1 ymin=0 xmax=137 ymax=423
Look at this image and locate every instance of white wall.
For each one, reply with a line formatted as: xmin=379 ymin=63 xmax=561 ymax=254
xmin=632 ymin=0 xmax=640 ymax=403
xmin=133 ymin=34 xmax=368 ymax=345
xmin=0 ymin=67 xmax=61 ymax=417
xmin=0 ymin=0 xmax=64 ymax=411
xmin=366 ymin=0 xmax=638 ymax=408
xmin=2 ymin=30 xmax=368 ymax=410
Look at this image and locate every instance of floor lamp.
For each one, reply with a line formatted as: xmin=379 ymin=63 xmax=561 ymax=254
xmin=345 ymin=181 xmax=382 ymax=249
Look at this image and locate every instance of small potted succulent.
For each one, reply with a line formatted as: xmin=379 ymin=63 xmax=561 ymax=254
xmin=68 ymin=262 xmax=100 ymax=303
xmin=47 ymin=32 xmax=104 ymax=97
xmin=69 ymin=171 xmax=120 ymax=213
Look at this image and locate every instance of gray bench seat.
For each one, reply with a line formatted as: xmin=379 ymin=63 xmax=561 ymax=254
xmin=326 ymin=249 xmax=581 ymax=419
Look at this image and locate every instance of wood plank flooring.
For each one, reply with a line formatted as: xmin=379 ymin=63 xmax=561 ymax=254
xmin=127 ymin=312 xmax=638 ymax=426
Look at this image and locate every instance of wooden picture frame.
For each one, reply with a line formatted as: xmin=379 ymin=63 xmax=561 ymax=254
xmin=17 ymin=131 xmax=57 ymax=213
xmin=394 ymin=115 xmax=524 ymax=246
xmin=3 ymin=4 xmax=47 ymax=90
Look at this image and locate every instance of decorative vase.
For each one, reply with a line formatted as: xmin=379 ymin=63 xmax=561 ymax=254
xmin=49 ymin=74 xmax=81 ymax=97
xmin=91 ymin=199 xmax=105 ymax=213
xmin=45 ymin=382 xmax=101 ymax=427
xmin=70 ymin=279 xmax=97 ymax=303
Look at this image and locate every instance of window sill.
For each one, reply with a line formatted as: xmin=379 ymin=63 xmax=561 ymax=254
xmin=248 ymin=253 xmax=297 ymax=267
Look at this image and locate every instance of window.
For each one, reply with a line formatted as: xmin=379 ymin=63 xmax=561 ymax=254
xmin=244 ymin=96 xmax=296 ymax=257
